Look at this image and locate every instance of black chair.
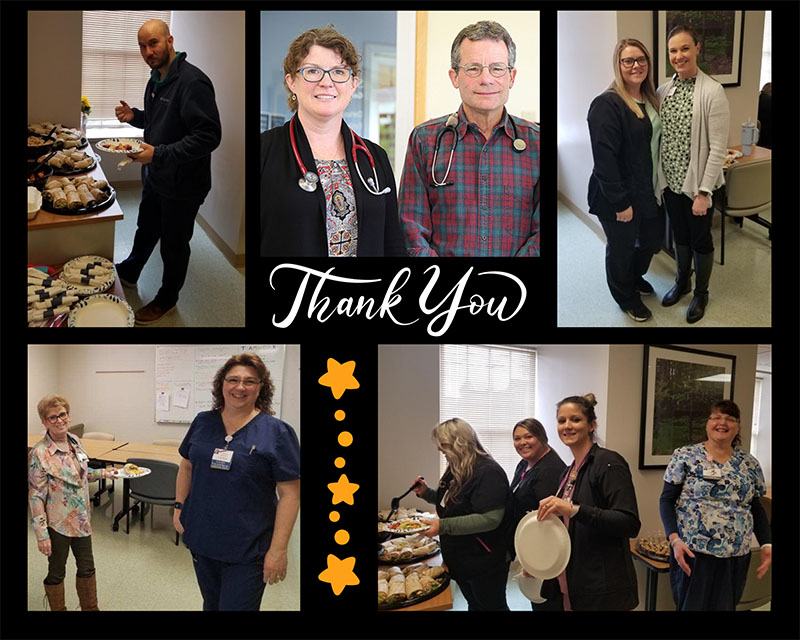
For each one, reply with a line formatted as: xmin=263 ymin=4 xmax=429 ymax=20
xmin=125 ymin=458 xmax=180 ymax=545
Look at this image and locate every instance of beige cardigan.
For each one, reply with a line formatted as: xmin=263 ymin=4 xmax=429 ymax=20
xmin=657 ymin=68 xmax=730 ymax=207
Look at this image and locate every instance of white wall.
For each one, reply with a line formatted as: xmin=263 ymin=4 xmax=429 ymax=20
xmin=171 ymin=11 xmax=246 ymax=259
xmin=28 ymin=345 xmax=301 ymax=444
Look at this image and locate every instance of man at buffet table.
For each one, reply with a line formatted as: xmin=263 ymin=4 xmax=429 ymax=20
xmin=114 ymin=19 xmax=222 ymax=325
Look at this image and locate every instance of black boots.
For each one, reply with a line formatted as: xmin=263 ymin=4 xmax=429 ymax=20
xmin=687 ymin=250 xmax=714 ymax=324
xmin=662 ymin=245 xmax=693 ymax=307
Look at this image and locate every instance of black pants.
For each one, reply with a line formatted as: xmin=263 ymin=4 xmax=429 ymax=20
xmin=191 ymin=552 xmax=267 ymax=611
xmin=44 ymin=528 xmax=95 ymax=585
xmin=456 ymin=563 xmax=510 ymax=611
xmin=117 ymin=182 xmax=204 ymax=308
xmin=663 ymin=188 xmax=714 ymax=254
xmin=669 ymin=550 xmax=750 ymax=610
xmin=599 ymin=211 xmax=664 ymax=310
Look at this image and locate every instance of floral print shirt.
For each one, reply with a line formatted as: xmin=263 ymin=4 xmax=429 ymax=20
xmin=660 ymin=76 xmax=695 ymax=194
xmin=28 ymin=433 xmax=103 ymax=540
xmin=664 ymin=443 xmax=766 ymax=557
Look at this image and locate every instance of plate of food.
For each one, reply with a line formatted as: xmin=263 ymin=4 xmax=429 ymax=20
xmin=378 ymin=563 xmax=449 ymax=610
xmin=385 ymin=519 xmax=430 ymax=535
xmin=110 ymin=463 xmax=151 ymax=479
xmin=29 ymin=123 xmax=87 ymax=149
xmin=96 ymin=138 xmax=144 ymax=154
xmin=378 ymin=534 xmax=440 ymax=563
xmin=58 ymin=255 xmax=116 ymax=295
xmin=41 ymin=176 xmax=115 ymax=216
xmin=68 ymin=294 xmax=135 ymax=328
xmin=635 ymin=535 xmax=670 ymax=562
xmin=36 ymin=149 xmax=97 ymax=175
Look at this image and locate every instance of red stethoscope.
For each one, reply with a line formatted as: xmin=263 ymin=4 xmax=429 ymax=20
xmin=289 ymin=115 xmax=390 ymax=196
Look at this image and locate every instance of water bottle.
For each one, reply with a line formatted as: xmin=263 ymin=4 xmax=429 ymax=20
xmin=741 ymin=118 xmax=759 ymax=156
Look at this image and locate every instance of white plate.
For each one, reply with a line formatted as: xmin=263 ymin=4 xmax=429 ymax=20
xmin=68 ymin=294 xmax=135 ymax=327
xmin=110 ymin=466 xmax=152 ymax=479
xmin=59 ymin=255 xmax=115 ymax=295
xmin=96 ymin=138 xmax=144 ymax=154
xmin=514 ymin=510 xmax=571 ymax=579
xmin=517 ymin=574 xmax=547 ymax=603
xmin=385 ymin=520 xmax=430 ymax=535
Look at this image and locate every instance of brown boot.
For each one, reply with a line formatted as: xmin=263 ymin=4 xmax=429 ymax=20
xmin=75 ymin=574 xmax=100 ymax=610
xmin=44 ymin=581 xmax=67 ymax=611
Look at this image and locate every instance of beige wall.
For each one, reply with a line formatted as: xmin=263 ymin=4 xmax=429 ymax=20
xmin=424 ymin=11 xmax=540 ymax=124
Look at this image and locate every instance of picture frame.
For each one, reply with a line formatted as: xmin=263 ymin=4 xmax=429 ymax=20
xmin=653 ymin=10 xmax=745 ymax=87
xmin=639 ymin=345 xmax=736 ymax=469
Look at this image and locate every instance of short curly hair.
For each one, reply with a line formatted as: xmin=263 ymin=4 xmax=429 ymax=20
xmin=37 ymin=395 xmax=70 ymax=423
xmin=210 ymin=353 xmax=275 ymax=415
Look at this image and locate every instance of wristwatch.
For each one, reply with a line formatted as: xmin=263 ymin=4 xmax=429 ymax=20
xmin=699 ymin=190 xmax=711 ymax=198
xmin=174 ymin=502 xmax=183 ymax=510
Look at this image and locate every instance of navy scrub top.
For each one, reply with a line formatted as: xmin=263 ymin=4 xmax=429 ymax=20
xmin=178 ymin=410 xmax=301 ymax=564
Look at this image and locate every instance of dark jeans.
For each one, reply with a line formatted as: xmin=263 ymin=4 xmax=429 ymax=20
xmin=663 ymin=188 xmax=714 ymax=254
xmin=117 ymin=182 xmax=204 ymax=308
xmin=456 ymin=563 xmax=510 ymax=611
xmin=599 ymin=210 xmax=664 ymax=310
xmin=670 ymin=550 xmax=751 ymax=610
xmin=191 ymin=552 xmax=266 ymax=611
xmin=44 ymin=528 xmax=95 ymax=585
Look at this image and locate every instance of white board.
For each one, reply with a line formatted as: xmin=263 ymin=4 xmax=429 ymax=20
xmin=155 ymin=345 xmax=285 ymax=423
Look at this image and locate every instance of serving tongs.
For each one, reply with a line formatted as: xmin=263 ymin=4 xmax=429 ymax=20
xmin=30 ymin=139 xmax=65 ymax=176
xmin=383 ymin=477 xmax=424 ymax=523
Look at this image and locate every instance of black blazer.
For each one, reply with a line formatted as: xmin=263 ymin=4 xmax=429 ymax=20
xmin=557 ymin=444 xmax=641 ymax=611
xmin=260 ymin=117 xmax=405 ymax=257
xmin=587 ymin=90 xmax=659 ymax=221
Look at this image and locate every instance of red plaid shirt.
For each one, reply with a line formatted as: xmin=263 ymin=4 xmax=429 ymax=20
xmin=398 ymin=105 xmax=540 ymax=257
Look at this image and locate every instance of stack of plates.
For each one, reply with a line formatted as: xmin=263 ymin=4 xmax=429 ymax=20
xmin=68 ymin=294 xmax=135 ymax=327
xmin=514 ymin=510 xmax=571 ymax=580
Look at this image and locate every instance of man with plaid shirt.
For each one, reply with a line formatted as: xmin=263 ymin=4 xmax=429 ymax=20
xmin=398 ymin=21 xmax=540 ymax=257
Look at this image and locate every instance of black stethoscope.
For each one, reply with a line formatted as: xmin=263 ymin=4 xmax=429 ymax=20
xmin=289 ymin=115 xmax=390 ymax=196
xmin=430 ymin=112 xmax=527 ymax=188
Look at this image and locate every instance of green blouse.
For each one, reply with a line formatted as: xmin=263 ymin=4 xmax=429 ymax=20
xmin=661 ymin=76 xmax=696 ymax=194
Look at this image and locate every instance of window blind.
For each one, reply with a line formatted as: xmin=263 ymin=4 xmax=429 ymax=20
xmin=439 ymin=344 xmax=537 ymax=482
xmin=81 ymin=11 xmax=172 ymax=122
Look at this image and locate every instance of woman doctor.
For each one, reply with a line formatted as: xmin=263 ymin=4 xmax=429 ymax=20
xmin=174 ymin=353 xmax=300 ymax=611
xmin=260 ymin=25 xmax=405 ymax=257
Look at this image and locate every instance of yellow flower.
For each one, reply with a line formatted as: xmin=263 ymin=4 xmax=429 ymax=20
xmin=81 ymin=96 xmax=92 ymax=115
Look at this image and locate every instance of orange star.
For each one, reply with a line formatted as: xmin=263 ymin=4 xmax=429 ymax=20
xmin=328 ymin=474 xmax=360 ymax=505
xmin=318 ymin=554 xmax=359 ymax=595
xmin=318 ymin=358 xmax=360 ymax=399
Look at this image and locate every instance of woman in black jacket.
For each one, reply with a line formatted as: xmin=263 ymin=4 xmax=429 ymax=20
xmin=537 ymin=394 xmax=641 ymax=611
xmin=587 ymin=39 xmax=663 ymax=322
xmin=260 ymin=25 xmax=404 ymax=257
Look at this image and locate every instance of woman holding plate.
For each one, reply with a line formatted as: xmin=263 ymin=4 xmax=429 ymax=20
xmin=174 ymin=352 xmax=300 ymax=610
xmin=536 ymin=394 xmax=641 ymax=610
xmin=412 ymin=418 xmax=512 ymax=610
xmin=29 ymin=395 xmax=115 ymax=610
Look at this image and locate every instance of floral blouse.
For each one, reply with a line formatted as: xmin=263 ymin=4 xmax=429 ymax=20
xmin=316 ymin=158 xmax=358 ymax=257
xmin=664 ymin=443 xmax=766 ymax=558
xmin=660 ymin=76 xmax=695 ymax=194
xmin=28 ymin=433 xmax=104 ymax=540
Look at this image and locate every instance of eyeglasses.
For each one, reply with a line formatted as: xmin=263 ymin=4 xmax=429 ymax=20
xmin=296 ymin=67 xmax=354 ymax=83
xmin=620 ymin=56 xmax=648 ymax=69
xmin=456 ymin=63 xmax=511 ymax=78
xmin=46 ymin=411 xmax=69 ymax=424
xmin=708 ymin=414 xmax=740 ymax=425
xmin=224 ymin=377 xmax=262 ymax=388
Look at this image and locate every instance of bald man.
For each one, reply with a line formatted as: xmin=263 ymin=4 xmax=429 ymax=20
xmin=114 ymin=19 xmax=222 ymax=325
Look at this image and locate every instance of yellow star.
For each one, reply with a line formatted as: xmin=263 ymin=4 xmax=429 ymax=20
xmin=318 ymin=554 xmax=359 ymax=595
xmin=318 ymin=358 xmax=360 ymax=399
xmin=328 ymin=474 xmax=360 ymax=505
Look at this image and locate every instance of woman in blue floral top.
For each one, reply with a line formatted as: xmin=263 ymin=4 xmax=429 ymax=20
xmin=659 ymin=400 xmax=771 ymax=610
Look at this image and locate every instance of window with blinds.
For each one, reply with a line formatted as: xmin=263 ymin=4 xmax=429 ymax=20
xmin=81 ymin=11 xmax=172 ymax=125
xmin=439 ymin=344 xmax=537 ymax=482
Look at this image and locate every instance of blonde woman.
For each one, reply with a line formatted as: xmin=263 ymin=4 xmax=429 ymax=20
xmin=411 ymin=418 xmax=512 ymax=610
xmin=587 ymin=38 xmax=663 ymax=322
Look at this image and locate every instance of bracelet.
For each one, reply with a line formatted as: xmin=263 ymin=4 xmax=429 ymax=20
xmin=670 ymin=537 xmax=682 ymax=548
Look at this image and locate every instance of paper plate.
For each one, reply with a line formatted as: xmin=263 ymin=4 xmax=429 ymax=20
xmin=68 ymin=294 xmax=135 ymax=327
xmin=514 ymin=510 xmax=571 ymax=579
xmin=517 ymin=574 xmax=547 ymax=603
xmin=59 ymin=255 xmax=115 ymax=295
xmin=96 ymin=138 xmax=144 ymax=154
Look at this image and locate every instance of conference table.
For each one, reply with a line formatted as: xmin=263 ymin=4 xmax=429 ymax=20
xmin=27 ymin=434 xmax=181 ymax=534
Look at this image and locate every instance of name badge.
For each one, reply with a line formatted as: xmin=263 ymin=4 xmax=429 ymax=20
xmin=702 ymin=465 xmax=722 ymax=481
xmin=210 ymin=448 xmax=234 ymax=471
xmin=76 ymin=451 xmax=89 ymax=464
xmin=667 ymin=86 xmax=676 ymax=98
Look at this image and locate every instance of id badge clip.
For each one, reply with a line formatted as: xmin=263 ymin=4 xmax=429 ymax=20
xmin=211 ymin=435 xmax=234 ymax=471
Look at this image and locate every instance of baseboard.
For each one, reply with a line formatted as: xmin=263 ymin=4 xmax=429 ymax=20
xmin=196 ymin=214 xmax=245 ymax=268
xmin=557 ymin=191 xmax=607 ymax=243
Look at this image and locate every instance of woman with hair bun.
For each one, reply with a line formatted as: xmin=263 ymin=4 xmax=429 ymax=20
xmin=537 ymin=394 xmax=641 ymax=610
xmin=411 ymin=418 xmax=512 ymax=610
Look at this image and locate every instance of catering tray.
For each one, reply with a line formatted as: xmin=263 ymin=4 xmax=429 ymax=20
xmin=378 ymin=569 xmax=449 ymax=611
xmin=42 ymin=184 xmax=115 ymax=216
xmin=51 ymin=154 xmax=97 ymax=176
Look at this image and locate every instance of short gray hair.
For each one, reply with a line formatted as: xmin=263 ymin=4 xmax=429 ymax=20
xmin=450 ymin=21 xmax=516 ymax=70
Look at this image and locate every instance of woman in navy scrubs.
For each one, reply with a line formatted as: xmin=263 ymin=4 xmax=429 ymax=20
xmin=173 ymin=353 xmax=300 ymax=610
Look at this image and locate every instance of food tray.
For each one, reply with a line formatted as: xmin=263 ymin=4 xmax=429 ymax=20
xmin=378 ymin=571 xmax=449 ymax=610
xmin=42 ymin=184 xmax=115 ymax=216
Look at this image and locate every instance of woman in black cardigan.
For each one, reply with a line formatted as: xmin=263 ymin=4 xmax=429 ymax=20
xmin=260 ymin=25 xmax=404 ymax=257
xmin=537 ymin=394 xmax=641 ymax=611
xmin=587 ymin=38 xmax=663 ymax=322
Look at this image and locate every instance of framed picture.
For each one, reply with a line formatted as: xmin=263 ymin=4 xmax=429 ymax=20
xmin=653 ymin=10 xmax=745 ymax=87
xmin=639 ymin=345 xmax=736 ymax=469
